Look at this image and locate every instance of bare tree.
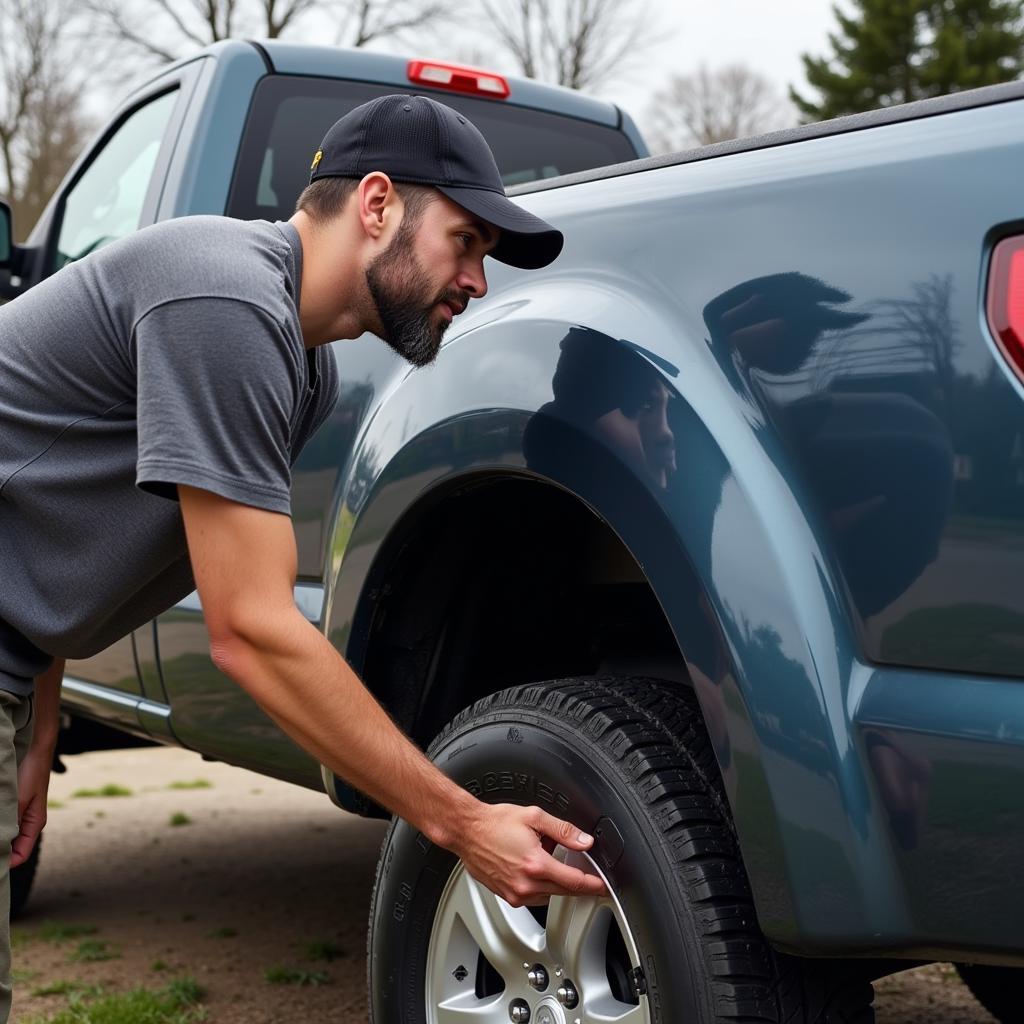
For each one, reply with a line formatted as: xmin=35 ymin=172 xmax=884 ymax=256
xmin=0 ymin=0 xmax=94 ymax=240
xmin=83 ymin=0 xmax=453 ymax=66
xmin=478 ymin=0 xmax=654 ymax=92
xmin=645 ymin=64 xmax=794 ymax=154
xmin=333 ymin=0 xmax=453 ymax=47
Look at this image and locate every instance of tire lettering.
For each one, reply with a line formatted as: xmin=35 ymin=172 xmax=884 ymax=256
xmin=645 ymin=954 xmax=661 ymax=1022
xmin=462 ymin=773 xmax=570 ymax=812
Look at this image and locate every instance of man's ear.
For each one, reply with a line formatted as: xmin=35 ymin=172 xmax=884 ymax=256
xmin=357 ymin=172 xmax=400 ymax=242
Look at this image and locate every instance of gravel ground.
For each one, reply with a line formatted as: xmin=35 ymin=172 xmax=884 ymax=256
xmin=8 ymin=747 xmax=1000 ymax=1023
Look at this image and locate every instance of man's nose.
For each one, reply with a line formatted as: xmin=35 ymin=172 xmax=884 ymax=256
xmin=457 ymin=262 xmax=488 ymax=299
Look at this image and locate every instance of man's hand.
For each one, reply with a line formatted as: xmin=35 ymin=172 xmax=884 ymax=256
xmin=11 ymin=656 xmax=63 ymax=869
xmin=451 ymin=803 xmax=607 ymax=906
xmin=11 ymin=747 xmax=50 ymax=868
xmin=177 ymin=485 xmax=607 ymax=904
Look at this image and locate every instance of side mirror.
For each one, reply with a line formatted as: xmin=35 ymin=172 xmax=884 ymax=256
xmin=0 ymin=200 xmax=11 ymax=268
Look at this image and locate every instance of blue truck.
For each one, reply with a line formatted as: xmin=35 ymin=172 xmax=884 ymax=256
xmin=2 ymin=36 xmax=1024 ymax=1024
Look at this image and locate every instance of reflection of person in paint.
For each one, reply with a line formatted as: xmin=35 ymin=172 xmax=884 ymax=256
xmin=594 ymin=377 xmax=677 ymax=489
xmin=533 ymin=327 xmax=677 ymax=491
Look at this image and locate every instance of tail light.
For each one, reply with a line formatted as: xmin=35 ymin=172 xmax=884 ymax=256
xmin=407 ymin=60 xmax=510 ymax=99
xmin=987 ymin=234 xmax=1024 ymax=383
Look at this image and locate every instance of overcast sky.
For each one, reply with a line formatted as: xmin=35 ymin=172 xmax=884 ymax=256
xmin=376 ymin=0 xmax=849 ymax=141
xmin=605 ymin=0 xmax=844 ymax=124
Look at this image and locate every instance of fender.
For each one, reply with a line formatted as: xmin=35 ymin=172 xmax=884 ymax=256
xmin=320 ymin=275 xmax=903 ymax=952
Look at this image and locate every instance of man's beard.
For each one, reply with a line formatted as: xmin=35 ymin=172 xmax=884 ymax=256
xmin=365 ymin=219 xmax=466 ymax=368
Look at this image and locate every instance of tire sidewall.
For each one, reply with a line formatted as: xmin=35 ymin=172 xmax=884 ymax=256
xmin=370 ymin=707 xmax=711 ymax=1023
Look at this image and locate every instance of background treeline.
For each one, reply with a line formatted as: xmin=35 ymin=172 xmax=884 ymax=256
xmin=2 ymin=0 xmax=1022 ymax=240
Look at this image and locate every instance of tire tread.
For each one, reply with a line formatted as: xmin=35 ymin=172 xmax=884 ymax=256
xmin=430 ymin=675 xmax=874 ymax=1024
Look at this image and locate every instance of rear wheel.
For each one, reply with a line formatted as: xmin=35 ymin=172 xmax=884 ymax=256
xmin=368 ymin=677 xmax=874 ymax=1023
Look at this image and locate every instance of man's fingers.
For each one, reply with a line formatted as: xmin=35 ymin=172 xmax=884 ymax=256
xmin=530 ymin=807 xmax=594 ymax=852
xmin=11 ymin=799 xmax=45 ymax=868
xmin=10 ymin=826 xmax=39 ymax=869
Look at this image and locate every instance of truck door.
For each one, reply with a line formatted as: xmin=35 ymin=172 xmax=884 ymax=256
xmin=49 ymin=74 xmax=199 ymax=729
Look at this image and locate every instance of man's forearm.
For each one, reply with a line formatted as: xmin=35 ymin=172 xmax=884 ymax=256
xmin=31 ymin=657 xmax=64 ymax=751
xmin=211 ymin=612 xmax=479 ymax=850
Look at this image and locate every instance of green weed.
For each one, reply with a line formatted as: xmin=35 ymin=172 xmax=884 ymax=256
xmin=31 ymin=979 xmax=105 ymax=998
xmin=71 ymin=784 xmax=132 ymax=798
xmin=169 ymin=813 xmax=192 ymax=827
xmin=263 ymin=966 xmax=329 ymax=986
xmin=168 ymin=780 xmax=211 ymax=791
xmin=22 ymin=976 xmax=205 ymax=1023
xmin=35 ymin=922 xmax=98 ymax=943
xmin=302 ymin=939 xmax=346 ymax=962
xmin=69 ymin=939 xmax=120 ymax=963
xmin=206 ymin=927 xmax=237 ymax=939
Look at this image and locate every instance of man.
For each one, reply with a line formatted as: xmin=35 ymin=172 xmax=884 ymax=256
xmin=0 ymin=93 xmax=604 ymax=1017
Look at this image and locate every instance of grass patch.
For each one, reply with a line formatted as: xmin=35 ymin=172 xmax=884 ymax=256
xmin=263 ymin=966 xmax=329 ymax=987
xmin=13 ymin=968 xmax=39 ymax=983
xmin=33 ymin=922 xmax=99 ymax=944
xmin=151 ymin=960 xmax=168 ymax=972
xmin=168 ymin=780 xmax=211 ymax=790
xmin=23 ymin=976 xmax=204 ymax=1024
xmin=206 ymin=927 xmax=237 ymax=939
xmin=168 ymin=813 xmax=192 ymax=827
xmin=69 ymin=939 xmax=119 ymax=963
xmin=71 ymin=784 xmax=132 ymax=799
xmin=31 ymin=979 xmax=105 ymax=998
xmin=47 ymin=800 xmax=65 ymax=810
xmin=302 ymin=939 xmax=345 ymax=962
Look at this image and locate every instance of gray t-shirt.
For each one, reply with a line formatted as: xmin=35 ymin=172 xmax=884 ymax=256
xmin=0 ymin=215 xmax=339 ymax=695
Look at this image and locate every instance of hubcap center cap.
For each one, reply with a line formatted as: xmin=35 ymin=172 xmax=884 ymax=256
xmin=535 ymin=998 xmax=567 ymax=1024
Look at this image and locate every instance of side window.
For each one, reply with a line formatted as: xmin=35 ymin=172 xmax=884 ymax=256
xmin=54 ymin=89 xmax=179 ymax=270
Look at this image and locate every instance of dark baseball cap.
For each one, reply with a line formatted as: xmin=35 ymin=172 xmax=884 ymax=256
xmin=308 ymin=94 xmax=563 ymax=270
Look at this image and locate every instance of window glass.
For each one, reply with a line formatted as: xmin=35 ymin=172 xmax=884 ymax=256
xmin=227 ymin=77 xmax=638 ymax=222
xmin=55 ymin=89 xmax=178 ymax=269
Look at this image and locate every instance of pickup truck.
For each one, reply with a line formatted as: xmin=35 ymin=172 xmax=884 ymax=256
xmin=3 ymin=34 xmax=1024 ymax=1024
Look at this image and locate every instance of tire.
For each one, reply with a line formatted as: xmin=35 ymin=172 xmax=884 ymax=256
xmin=10 ymin=834 xmax=40 ymax=920
xmin=368 ymin=677 xmax=874 ymax=1023
xmin=956 ymin=962 xmax=1023 ymax=1023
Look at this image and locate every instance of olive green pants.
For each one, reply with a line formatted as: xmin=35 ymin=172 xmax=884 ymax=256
xmin=0 ymin=691 xmax=33 ymax=1023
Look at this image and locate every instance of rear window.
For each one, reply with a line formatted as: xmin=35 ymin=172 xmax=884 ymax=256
xmin=226 ymin=75 xmax=637 ymax=222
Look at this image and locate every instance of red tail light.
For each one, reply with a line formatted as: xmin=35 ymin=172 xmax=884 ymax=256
xmin=407 ymin=60 xmax=510 ymax=99
xmin=987 ymin=235 xmax=1024 ymax=383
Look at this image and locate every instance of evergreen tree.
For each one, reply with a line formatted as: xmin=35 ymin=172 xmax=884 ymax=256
xmin=922 ymin=0 xmax=1024 ymax=94
xmin=791 ymin=0 xmax=1024 ymax=122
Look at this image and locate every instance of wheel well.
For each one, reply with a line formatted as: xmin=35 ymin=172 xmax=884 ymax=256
xmin=359 ymin=475 xmax=689 ymax=750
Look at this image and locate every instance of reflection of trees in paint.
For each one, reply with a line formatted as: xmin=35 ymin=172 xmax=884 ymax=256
xmin=705 ymin=271 xmax=955 ymax=619
xmin=807 ymin=272 xmax=958 ymax=418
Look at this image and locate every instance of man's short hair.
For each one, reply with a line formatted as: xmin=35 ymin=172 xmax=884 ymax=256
xmin=295 ymin=176 xmax=436 ymax=226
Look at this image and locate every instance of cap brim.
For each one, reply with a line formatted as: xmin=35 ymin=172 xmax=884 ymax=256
xmin=437 ymin=185 xmax=563 ymax=270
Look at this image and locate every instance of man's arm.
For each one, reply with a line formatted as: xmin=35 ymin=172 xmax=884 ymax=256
xmin=177 ymin=485 xmax=604 ymax=905
xmin=11 ymin=656 xmax=64 ymax=868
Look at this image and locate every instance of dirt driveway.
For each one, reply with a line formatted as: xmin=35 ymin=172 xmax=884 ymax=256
xmin=10 ymin=747 xmax=997 ymax=1023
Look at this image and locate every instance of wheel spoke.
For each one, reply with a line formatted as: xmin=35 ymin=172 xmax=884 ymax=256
xmin=444 ymin=868 xmax=545 ymax=972
xmin=585 ymin=998 xmax=650 ymax=1024
xmin=435 ymin=991 xmax=507 ymax=1022
xmin=544 ymin=891 xmax=611 ymax=977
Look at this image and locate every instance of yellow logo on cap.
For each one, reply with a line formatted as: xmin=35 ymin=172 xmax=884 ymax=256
xmin=310 ymin=149 xmax=323 ymax=172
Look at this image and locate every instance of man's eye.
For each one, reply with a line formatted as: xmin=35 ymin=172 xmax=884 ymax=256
xmin=457 ymin=233 xmax=473 ymax=248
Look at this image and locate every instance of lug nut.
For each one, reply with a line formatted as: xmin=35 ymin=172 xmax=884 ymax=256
xmin=509 ymin=998 xmax=531 ymax=1023
xmin=527 ymin=964 xmax=549 ymax=991
xmin=557 ymin=979 xmax=579 ymax=1008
